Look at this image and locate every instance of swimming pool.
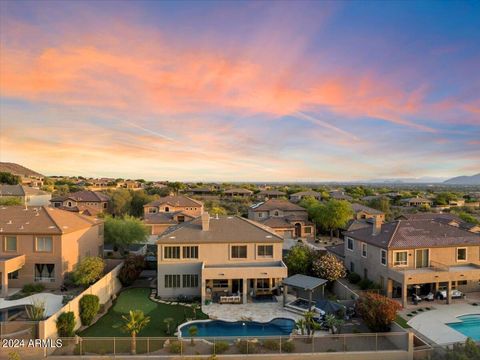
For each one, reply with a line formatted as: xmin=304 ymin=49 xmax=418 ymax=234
xmin=447 ymin=314 xmax=480 ymax=341
xmin=179 ymin=318 xmax=295 ymax=337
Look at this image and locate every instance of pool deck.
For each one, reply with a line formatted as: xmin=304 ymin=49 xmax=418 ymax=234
xmin=202 ymin=295 xmax=303 ymax=322
xmin=407 ymin=303 xmax=480 ymax=345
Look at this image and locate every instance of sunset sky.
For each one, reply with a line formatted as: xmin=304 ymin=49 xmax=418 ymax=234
xmin=1 ymin=1 xmax=479 ymax=181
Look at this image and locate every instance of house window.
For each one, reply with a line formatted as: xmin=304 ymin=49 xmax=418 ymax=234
xmin=148 ymin=207 xmax=157 ymax=214
xmin=393 ymin=251 xmax=408 ymax=266
xmin=381 ymin=249 xmax=387 ymax=266
xmin=182 ymin=274 xmax=199 ymax=288
xmin=165 ymin=207 xmax=170 ymax=212
xmin=361 ymin=243 xmax=367 ymax=258
xmin=177 ymin=215 xmax=185 ymax=223
xmin=259 ymin=213 xmax=263 ymax=218
xmin=164 ymin=246 xmax=180 ymax=259
xmin=350 ymin=262 xmax=355 ymax=272
xmin=165 ymin=274 xmax=181 ymax=288
xmin=304 ymin=227 xmax=312 ymax=234
xmin=274 ymin=211 xmax=279 ymax=216
xmin=36 ymin=236 xmax=53 ymax=252
xmin=35 ymin=264 xmax=55 ymax=282
xmin=183 ymin=246 xmax=198 ymax=259
xmin=457 ymin=280 xmax=468 ymax=286
xmin=257 ymin=245 xmax=273 ymax=257
xmin=67 ymin=201 xmax=72 ymax=207
xmin=347 ymin=238 xmax=354 ymax=251
xmin=256 ymin=278 xmax=269 ymax=289
xmin=103 ymin=203 xmax=107 ymax=209
xmin=212 ymin=280 xmax=228 ymax=288
xmin=231 ymin=245 xmax=247 ymax=259
xmin=5 ymin=236 xmax=17 ymax=251
xmin=457 ymin=248 xmax=467 ymax=262
xmin=8 ymin=270 xmax=19 ymax=280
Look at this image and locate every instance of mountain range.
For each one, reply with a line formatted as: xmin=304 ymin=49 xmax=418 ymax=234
xmin=443 ymin=173 xmax=480 ymax=185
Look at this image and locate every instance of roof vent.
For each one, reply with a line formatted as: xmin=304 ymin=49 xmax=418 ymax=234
xmin=266 ymin=235 xmax=272 ymax=238
xmin=49 ymin=226 xmax=56 ymax=229
xmin=7 ymin=220 xmax=12 ymax=224
xmin=0 ymin=228 xmax=3 ymax=232
xmin=25 ymin=222 xmax=29 ymax=224
xmin=169 ymin=236 xmax=176 ymax=239
xmin=19 ymin=225 xmax=24 ymax=230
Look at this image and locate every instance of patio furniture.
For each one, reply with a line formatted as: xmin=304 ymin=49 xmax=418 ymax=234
xmin=423 ymin=292 xmax=434 ymax=301
xmin=220 ymin=295 xmax=241 ymax=304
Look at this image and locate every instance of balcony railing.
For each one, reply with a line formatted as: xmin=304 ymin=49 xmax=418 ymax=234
xmin=392 ymin=260 xmax=450 ymax=272
xmin=34 ymin=276 xmax=55 ymax=283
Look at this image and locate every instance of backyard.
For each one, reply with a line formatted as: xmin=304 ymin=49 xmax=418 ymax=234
xmin=79 ymin=288 xmax=208 ymax=337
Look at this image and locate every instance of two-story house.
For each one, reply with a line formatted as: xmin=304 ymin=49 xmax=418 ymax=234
xmin=157 ymin=213 xmax=287 ymax=304
xmin=248 ymin=199 xmax=314 ymax=239
xmin=351 ymin=203 xmax=385 ymax=222
xmin=400 ymin=196 xmax=433 ymax=207
xmin=50 ymin=190 xmax=110 ymax=215
xmin=223 ymin=188 xmax=253 ymax=198
xmin=343 ymin=216 xmax=480 ymax=307
xmin=289 ymin=190 xmax=322 ymax=203
xmin=143 ymin=195 xmax=203 ymax=235
xmin=256 ymin=190 xmax=286 ymax=201
xmin=0 ymin=206 xmax=104 ymax=296
xmin=0 ymin=184 xmax=51 ymax=206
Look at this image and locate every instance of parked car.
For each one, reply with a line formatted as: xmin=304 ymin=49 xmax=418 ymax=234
xmin=436 ymin=289 xmax=463 ymax=300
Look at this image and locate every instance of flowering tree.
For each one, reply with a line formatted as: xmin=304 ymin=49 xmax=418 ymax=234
xmin=312 ymin=253 xmax=346 ymax=282
xmin=356 ymin=293 xmax=401 ymax=332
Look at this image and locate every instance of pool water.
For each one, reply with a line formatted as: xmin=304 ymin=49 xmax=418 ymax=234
xmin=447 ymin=314 xmax=480 ymax=341
xmin=179 ymin=318 xmax=295 ymax=337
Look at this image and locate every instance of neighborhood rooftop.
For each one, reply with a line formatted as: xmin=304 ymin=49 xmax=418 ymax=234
xmin=250 ymin=199 xmax=306 ymax=211
xmin=51 ymin=190 xmax=110 ymax=202
xmin=146 ymin=195 xmax=203 ymax=207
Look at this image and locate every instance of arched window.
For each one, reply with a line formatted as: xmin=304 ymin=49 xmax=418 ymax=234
xmin=274 ymin=211 xmax=279 ymax=216
xmin=165 ymin=207 xmax=170 ymax=212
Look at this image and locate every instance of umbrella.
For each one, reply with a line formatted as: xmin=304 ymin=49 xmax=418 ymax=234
xmin=315 ymin=299 xmax=346 ymax=315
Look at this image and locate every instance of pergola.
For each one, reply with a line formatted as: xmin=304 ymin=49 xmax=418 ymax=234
xmin=282 ymin=274 xmax=327 ymax=310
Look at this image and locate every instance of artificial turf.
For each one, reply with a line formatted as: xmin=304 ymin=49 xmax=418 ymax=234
xmin=79 ymin=288 xmax=208 ymax=337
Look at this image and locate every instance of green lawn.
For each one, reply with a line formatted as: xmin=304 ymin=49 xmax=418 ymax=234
xmin=79 ymin=288 xmax=208 ymax=337
xmin=395 ymin=314 xmax=411 ymax=329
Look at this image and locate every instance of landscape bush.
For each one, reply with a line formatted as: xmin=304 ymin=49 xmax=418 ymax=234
xmin=358 ymin=278 xmax=382 ymax=290
xmin=22 ymin=283 xmax=45 ymax=295
xmin=347 ymin=272 xmax=361 ymax=284
xmin=72 ymin=256 xmax=105 ymax=287
xmin=236 ymin=340 xmax=258 ymax=354
xmin=118 ymin=255 xmax=145 ymax=286
xmin=168 ymin=340 xmax=182 ymax=354
xmin=281 ymin=340 xmax=295 ymax=353
xmin=262 ymin=339 xmax=280 ymax=351
xmin=213 ymin=341 xmax=229 ymax=354
xmin=56 ymin=311 xmax=76 ymax=337
xmin=357 ymin=293 xmax=401 ymax=332
xmin=79 ymin=294 xmax=100 ymax=326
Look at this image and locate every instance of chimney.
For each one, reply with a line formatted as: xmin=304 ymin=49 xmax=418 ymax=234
xmin=201 ymin=212 xmax=210 ymax=231
xmin=372 ymin=216 xmax=382 ymax=235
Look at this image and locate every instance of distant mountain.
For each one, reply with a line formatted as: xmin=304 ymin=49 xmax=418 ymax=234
xmin=0 ymin=162 xmax=44 ymax=178
xmin=364 ymin=177 xmax=447 ymax=184
xmin=444 ymin=173 xmax=480 ymax=185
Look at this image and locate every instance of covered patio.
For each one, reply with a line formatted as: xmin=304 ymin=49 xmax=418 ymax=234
xmin=0 ymin=254 xmax=25 ymax=297
xmin=282 ymin=274 xmax=327 ymax=311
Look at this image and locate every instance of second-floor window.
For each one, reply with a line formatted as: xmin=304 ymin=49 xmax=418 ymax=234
xmin=456 ymin=248 xmax=467 ymax=262
xmin=164 ymin=246 xmax=180 ymax=259
xmin=257 ymin=245 xmax=273 ymax=257
xmin=381 ymin=249 xmax=387 ymax=266
xmin=183 ymin=246 xmax=198 ymax=259
xmin=347 ymin=238 xmax=354 ymax=251
xmin=393 ymin=251 xmax=407 ymax=266
xmin=231 ymin=245 xmax=247 ymax=259
xmin=5 ymin=236 xmax=17 ymax=251
xmin=361 ymin=243 xmax=367 ymax=258
xmin=36 ymin=236 xmax=53 ymax=252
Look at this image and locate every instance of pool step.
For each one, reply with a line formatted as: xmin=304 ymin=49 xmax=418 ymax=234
xmin=284 ymin=305 xmax=306 ymax=316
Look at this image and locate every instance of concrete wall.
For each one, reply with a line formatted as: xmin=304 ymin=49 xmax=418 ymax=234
xmin=38 ymin=262 xmax=123 ymax=340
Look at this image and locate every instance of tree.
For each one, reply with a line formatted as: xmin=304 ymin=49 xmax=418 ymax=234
xmin=298 ymin=196 xmax=322 ymax=220
xmin=312 ymin=253 xmax=346 ymax=283
xmin=104 ymin=215 xmax=148 ymax=252
xmin=130 ymin=190 xmax=157 ymax=217
xmin=457 ymin=212 xmax=480 ymax=225
xmin=434 ymin=192 xmax=458 ymax=206
xmin=118 ymin=255 xmax=145 ymax=286
xmin=163 ymin=317 xmax=174 ymax=335
xmin=316 ymin=200 xmax=353 ymax=240
xmin=122 ymin=310 xmax=150 ymax=354
xmin=367 ymin=197 xmax=391 ymax=217
xmin=210 ymin=206 xmax=227 ymax=216
xmin=0 ymin=172 xmax=21 ymax=185
xmin=284 ymin=244 xmax=314 ymax=276
xmin=167 ymin=182 xmax=185 ymax=195
xmin=72 ymin=257 xmax=105 ymax=287
xmin=109 ymin=188 xmax=133 ymax=216
xmin=324 ymin=314 xmax=343 ymax=334
xmin=356 ymin=293 xmax=401 ymax=332
xmin=0 ymin=197 xmax=23 ymax=206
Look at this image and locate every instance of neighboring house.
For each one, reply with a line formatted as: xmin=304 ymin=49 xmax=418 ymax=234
xmin=0 ymin=206 xmax=104 ymax=296
xmin=248 ymin=199 xmax=314 ymax=239
xmin=256 ymin=190 xmax=286 ymax=200
xmin=156 ymin=213 xmax=287 ymax=303
xmin=117 ymin=180 xmax=144 ymax=190
xmin=289 ymin=190 xmax=321 ymax=202
xmin=361 ymin=195 xmax=382 ymax=202
xmin=223 ymin=188 xmax=253 ymax=198
xmin=0 ymin=162 xmax=44 ymax=188
xmin=0 ymin=184 xmax=51 ymax=206
xmin=143 ymin=195 xmax=203 ymax=235
xmin=396 ymin=213 xmax=480 ymax=234
xmin=351 ymin=203 xmax=385 ymax=222
xmin=329 ymin=191 xmax=353 ymax=201
xmin=50 ymin=190 xmax=110 ymax=213
xmin=187 ymin=187 xmax=216 ymax=197
xmin=343 ymin=217 xmax=480 ymax=307
xmin=400 ymin=196 xmax=433 ymax=207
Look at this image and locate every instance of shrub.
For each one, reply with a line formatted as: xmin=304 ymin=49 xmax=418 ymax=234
xmin=281 ymin=340 xmax=295 ymax=353
xmin=214 ymin=341 xmax=229 ymax=354
xmin=79 ymin=295 xmax=100 ymax=326
xmin=56 ymin=311 xmax=76 ymax=337
xmin=347 ymin=272 xmax=361 ymax=284
xmin=168 ymin=340 xmax=182 ymax=354
xmin=118 ymin=255 xmax=145 ymax=286
xmin=26 ymin=299 xmax=45 ymax=321
xmin=312 ymin=253 xmax=346 ymax=283
xmin=22 ymin=283 xmax=45 ymax=294
xmin=262 ymin=339 xmax=280 ymax=351
xmin=236 ymin=340 xmax=258 ymax=354
xmin=72 ymin=257 xmax=105 ymax=287
xmin=356 ymin=293 xmax=401 ymax=332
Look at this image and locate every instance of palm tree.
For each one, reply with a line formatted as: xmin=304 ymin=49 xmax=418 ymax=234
xmin=121 ymin=310 xmax=150 ymax=354
xmin=188 ymin=326 xmax=198 ymax=346
xmin=303 ymin=311 xmax=316 ymax=336
xmin=163 ymin=317 xmax=174 ymax=335
xmin=295 ymin=319 xmax=306 ymax=335
xmin=325 ymin=314 xmax=343 ymax=334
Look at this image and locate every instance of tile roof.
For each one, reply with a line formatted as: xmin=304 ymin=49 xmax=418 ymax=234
xmin=326 ymin=243 xmax=345 ymax=259
xmin=0 ymin=205 xmax=102 ymax=235
xmin=258 ymin=190 xmax=286 ymax=196
xmin=344 ymin=219 xmax=372 ymax=232
xmin=146 ymin=195 xmax=203 ymax=208
xmin=51 ymin=190 xmax=110 ymax=203
xmin=144 ymin=211 xmax=194 ymax=224
xmin=351 ymin=203 xmax=384 ymax=215
xmin=157 ymin=215 xmax=283 ymax=244
xmin=260 ymin=217 xmax=295 ymax=228
xmin=224 ymin=188 xmax=253 ymax=194
xmin=0 ymin=184 xmax=49 ymax=197
xmin=250 ymin=199 xmax=306 ymax=212
xmin=290 ymin=190 xmax=321 ymax=197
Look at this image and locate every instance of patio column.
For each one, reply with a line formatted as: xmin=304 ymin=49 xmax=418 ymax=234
xmin=401 ymin=282 xmax=408 ymax=308
xmin=308 ymin=290 xmax=313 ymax=311
xmin=1 ymin=271 xmax=8 ymax=297
xmin=283 ymin=285 xmax=288 ymax=307
xmin=447 ymin=281 xmax=452 ymax=304
xmin=242 ymin=278 xmax=248 ymax=304
xmin=201 ymin=278 xmax=207 ymax=305
xmin=387 ymin=279 xmax=393 ymax=298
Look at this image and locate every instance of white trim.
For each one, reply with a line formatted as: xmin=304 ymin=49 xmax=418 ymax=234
xmin=380 ymin=249 xmax=387 ymax=266
xmin=456 ymin=247 xmax=468 ymax=262
xmin=393 ymin=250 xmax=408 ymax=267
xmin=361 ymin=242 xmax=367 ymax=258
xmin=414 ymin=248 xmax=430 ymax=269
xmin=346 ymin=237 xmax=354 ymax=252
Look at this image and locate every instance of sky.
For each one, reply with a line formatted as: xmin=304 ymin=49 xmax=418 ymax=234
xmin=0 ymin=0 xmax=479 ymax=182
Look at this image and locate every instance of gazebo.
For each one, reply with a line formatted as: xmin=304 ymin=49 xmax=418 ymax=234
xmin=282 ymin=274 xmax=328 ymax=311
